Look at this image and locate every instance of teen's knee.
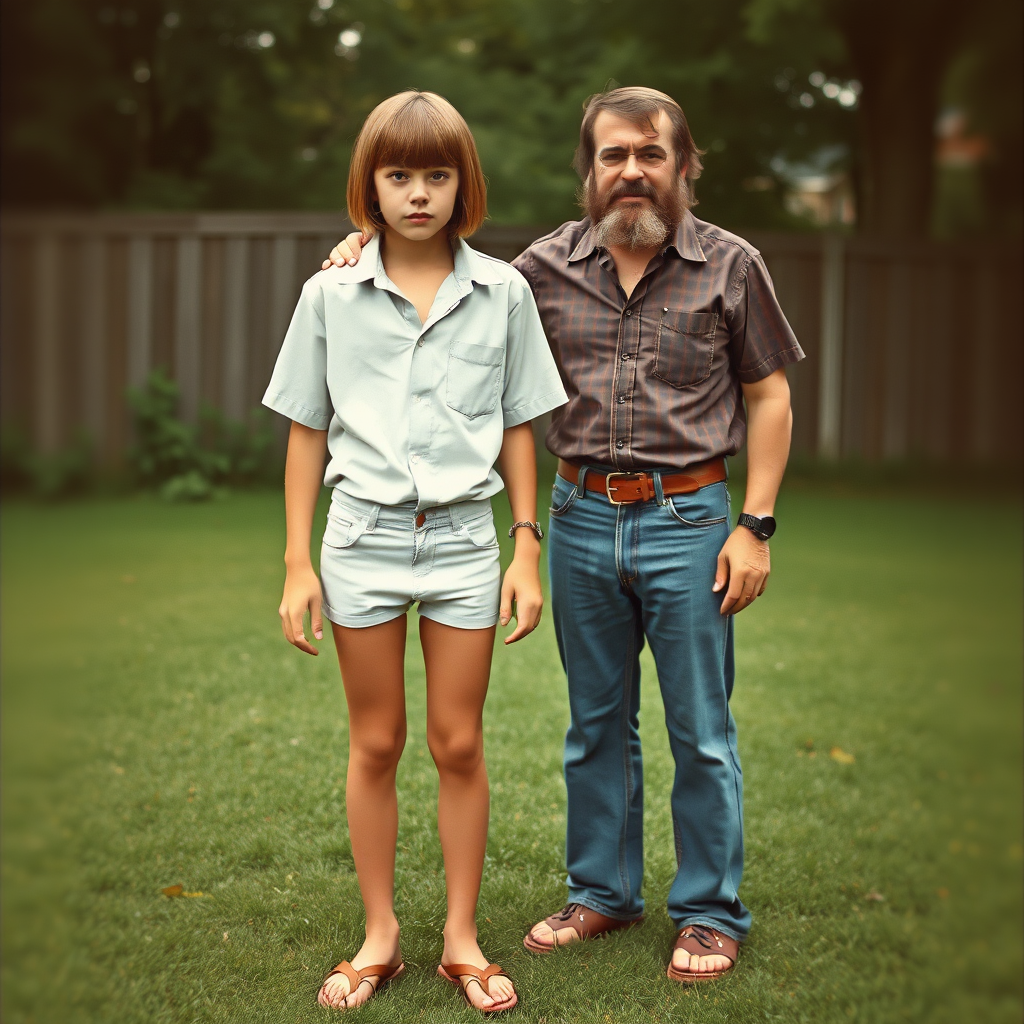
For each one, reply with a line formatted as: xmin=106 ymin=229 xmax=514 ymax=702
xmin=428 ymin=727 xmax=483 ymax=776
xmin=351 ymin=727 xmax=406 ymax=774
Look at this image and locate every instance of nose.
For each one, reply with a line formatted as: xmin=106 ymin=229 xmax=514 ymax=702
xmin=410 ymin=176 xmax=430 ymax=203
xmin=621 ymin=154 xmax=645 ymax=181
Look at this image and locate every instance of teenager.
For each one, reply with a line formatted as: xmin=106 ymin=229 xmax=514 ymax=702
xmin=265 ymin=90 xmax=566 ymax=1012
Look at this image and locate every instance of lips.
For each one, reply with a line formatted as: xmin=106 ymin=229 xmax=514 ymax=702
xmin=406 ymin=213 xmax=432 ymax=223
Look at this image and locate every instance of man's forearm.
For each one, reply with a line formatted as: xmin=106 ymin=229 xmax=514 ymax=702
xmin=741 ymin=369 xmax=793 ymax=517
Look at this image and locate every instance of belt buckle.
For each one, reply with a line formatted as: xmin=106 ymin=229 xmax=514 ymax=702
xmin=605 ymin=472 xmax=640 ymax=505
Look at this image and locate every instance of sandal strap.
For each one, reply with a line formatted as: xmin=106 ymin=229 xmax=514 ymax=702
xmin=543 ymin=903 xmax=633 ymax=939
xmin=321 ymin=959 xmax=400 ymax=996
xmin=673 ymin=926 xmax=738 ymax=964
xmin=443 ymin=962 xmax=507 ymax=995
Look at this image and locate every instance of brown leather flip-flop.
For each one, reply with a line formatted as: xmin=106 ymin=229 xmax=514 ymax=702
xmin=666 ymin=924 xmax=738 ymax=983
xmin=438 ymin=962 xmax=518 ymax=1014
xmin=523 ymin=902 xmax=643 ymax=954
xmin=317 ymin=958 xmax=405 ymax=1009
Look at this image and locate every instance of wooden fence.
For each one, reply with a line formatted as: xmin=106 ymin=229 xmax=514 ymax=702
xmin=2 ymin=211 xmax=1020 ymax=465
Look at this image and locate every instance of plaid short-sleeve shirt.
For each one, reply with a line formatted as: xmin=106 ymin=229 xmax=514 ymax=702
xmin=513 ymin=211 xmax=805 ymax=471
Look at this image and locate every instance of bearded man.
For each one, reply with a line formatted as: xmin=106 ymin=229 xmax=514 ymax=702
xmin=326 ymin=86 xmax=804 ymax=983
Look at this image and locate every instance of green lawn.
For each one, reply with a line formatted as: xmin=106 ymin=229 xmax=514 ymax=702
xmin=2 ymin=477 xmax=1022 ymax=1024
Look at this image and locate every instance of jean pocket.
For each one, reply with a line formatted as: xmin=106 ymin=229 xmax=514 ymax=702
xmin=650 ymin=310 xmax=718 ymax=389
xmin=549 ymin=479 xmax=579 ymax=518
xmin=446 ymin=342 xmax=504 ymax=418
xmin=664 ymin=484 xmax=729 ymax=528
xmin=323 ymin=510 xmax=368 ymax=549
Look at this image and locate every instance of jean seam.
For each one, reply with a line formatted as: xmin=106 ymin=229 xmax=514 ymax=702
xmin=618 ymin=623 xmax=638 ymax=907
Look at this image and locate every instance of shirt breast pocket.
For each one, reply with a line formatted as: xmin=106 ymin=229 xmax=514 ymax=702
xmin=446 ymin=342 xmax=504 ymax=419
xmin=650 ymin=310 xmax=718 ymax=389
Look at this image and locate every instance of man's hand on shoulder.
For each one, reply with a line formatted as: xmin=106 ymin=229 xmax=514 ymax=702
xmin=713 ymin=526 xmax=770 ymax=615
xmin=322 ymin=231 xmax=371 ymax=270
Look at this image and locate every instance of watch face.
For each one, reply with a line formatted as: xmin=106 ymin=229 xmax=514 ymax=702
xmin=759 ymin=516 xmax=777 ymax=539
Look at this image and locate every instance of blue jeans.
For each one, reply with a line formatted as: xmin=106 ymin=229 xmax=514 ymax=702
xmin=547 ymin=470 xmax=750 ymax=942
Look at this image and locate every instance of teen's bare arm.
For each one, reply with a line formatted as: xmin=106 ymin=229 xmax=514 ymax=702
xmin=322 ymin=232 xmax=372 ymax=269
xmin=280 ymin=421 xmax=329 ymax=654
xmin=496 ymin=421 xmax=544 ymax=645
xmin=714 ymin=367 xmax=793 ymax=615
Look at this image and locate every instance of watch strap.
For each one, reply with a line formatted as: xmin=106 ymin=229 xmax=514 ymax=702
xmin=509 ymin=521 xmax=544 ymax=540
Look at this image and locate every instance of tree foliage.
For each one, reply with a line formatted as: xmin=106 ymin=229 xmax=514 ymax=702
xmin=2 ymin=0 xmax=1018 ymax=235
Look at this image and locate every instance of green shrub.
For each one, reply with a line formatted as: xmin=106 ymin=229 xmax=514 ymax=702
xmin=1 ymin=424 xmax=94 ymax=499
xmin=127 ymin=368 xmax=278 ymax=500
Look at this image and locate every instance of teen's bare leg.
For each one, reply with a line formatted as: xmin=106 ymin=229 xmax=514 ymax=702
xmin=318 ymin=616 xmax=408 ymax=1010
xmin=420 ymin=617 xmax=516 ymax=1011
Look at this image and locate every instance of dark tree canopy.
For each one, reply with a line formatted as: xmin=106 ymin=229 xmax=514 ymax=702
xmin=2 ymin=0 xmax=1019 ymax=237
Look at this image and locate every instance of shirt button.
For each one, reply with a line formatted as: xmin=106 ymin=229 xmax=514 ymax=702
xmin=617 ymin=396 xmax=626 ymax=404
xmin=625 ymin=310 xmax=632 ymax=317
xmin=417 ymin=339 xmax=424 ymax=347
xmin=621 ymin=353 xmax=631 ymax=361
xmin=615 ymin=440 xmax=625 ymax=449
xmin=411 ymin=454 xmax=420 ymax=464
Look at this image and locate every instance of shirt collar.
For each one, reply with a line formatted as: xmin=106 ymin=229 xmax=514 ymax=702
xmin=567 ymin=210 xmax=707 ymax=264
xmin=343 ymin=233 xmax=504 ymax=287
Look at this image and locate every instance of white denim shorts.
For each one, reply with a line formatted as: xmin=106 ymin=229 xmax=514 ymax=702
xmin=319 ymin=491 xmax=501 ymax=630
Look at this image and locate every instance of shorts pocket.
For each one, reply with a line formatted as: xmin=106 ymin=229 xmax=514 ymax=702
xmin=446 ymin=342 xmax=504 ymax=419
xmin=651 ymin=310 xmax=718 ymax=389
xmin=323 ymin=510 xmax=368 ymax=549
xmin=463 ymin=512 xmax=499 ymax=549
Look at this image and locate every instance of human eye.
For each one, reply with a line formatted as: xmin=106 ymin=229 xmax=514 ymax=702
xmin=386 ymin=170 xmax=409 ymax=182
xmin=638 ymin=150 xmax=667 ymax=167
xmin=429 ymin=170 xmax=451 ymax=182
xmin=598 ymin=149 xmax=627 ymax=167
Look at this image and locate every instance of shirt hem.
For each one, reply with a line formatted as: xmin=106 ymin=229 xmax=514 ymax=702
xmin=502 ymin=389 xmax=568 ymax=430
xmin=262 ymin=391 xmax=332 ymax=430
xmin=737 ymin=345 xmax=805 ymax=384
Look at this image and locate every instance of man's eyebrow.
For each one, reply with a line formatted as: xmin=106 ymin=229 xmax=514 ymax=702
xmin=597 ymin=143 xmax=667 ymax=154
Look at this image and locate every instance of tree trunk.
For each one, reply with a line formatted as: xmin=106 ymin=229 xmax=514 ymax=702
xmin=837 ymin=1 xmax=971 ymax=237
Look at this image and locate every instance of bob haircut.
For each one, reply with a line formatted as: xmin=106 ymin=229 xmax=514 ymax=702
xmin=573 ymin=86 xmax=704 ymax=205
xmin=347 ymin=91 xmax=487 ymax=238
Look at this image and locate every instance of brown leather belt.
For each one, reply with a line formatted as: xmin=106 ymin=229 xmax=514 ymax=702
xmin=557 ymin=457 xmax=726 ymax=505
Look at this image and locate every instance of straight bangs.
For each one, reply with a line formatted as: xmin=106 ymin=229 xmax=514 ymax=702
xmin=347 ymin=91 xmax=487 ymax=238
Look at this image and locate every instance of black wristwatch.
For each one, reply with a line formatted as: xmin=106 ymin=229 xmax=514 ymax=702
xmin=737 ymin=513 xmax=776 ymax=541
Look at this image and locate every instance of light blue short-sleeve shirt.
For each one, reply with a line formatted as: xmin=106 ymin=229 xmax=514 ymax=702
xmin=263 ymin=235 xmax=567 ymax=511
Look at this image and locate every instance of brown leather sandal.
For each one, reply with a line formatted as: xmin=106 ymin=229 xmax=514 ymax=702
xmin=666 ymin=924 xmax=738 ymax=983
xmin=523 ymin=902 xmax=644 ymax=953
xmin=437 ymin=961 xmax=518 ymax=1014
xmin=316 ymin=958 xmax=405 ymax=1009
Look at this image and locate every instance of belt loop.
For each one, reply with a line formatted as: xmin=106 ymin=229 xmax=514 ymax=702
xmin=723 ymin=456 xmax=729 ymax=482
xmin=576 ymin=464 xmax=589 ymax=501
xmin=449 ymin=502 xmax=463 ymax=533
xmin=366 ymin=504 xmax=379 ymax=533
xmin=653 ymin=470 xmax=666 ymax=505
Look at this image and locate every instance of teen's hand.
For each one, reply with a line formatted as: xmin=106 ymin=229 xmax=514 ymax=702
xmin=322 ymin=231 xmax=371 ymax=269
xmin=713 ymin=527 xmax=770 ymax=615
xmin=279 ymin=564 xmax=324 ymax=654
xmin=499 ymin=557 xmax=544 ymax=644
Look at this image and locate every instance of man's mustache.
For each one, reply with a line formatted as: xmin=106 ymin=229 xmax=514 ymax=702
xmin=607 ymin=181 xmax=658 ymax=202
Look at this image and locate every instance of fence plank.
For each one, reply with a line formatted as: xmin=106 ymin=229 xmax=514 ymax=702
xmin=32 ymin=235 xmax=61 ymax=453
xmin=81 ymin=237 xmax=108 ymax=450
xmin=222 ymin=237 xmax=249 ymax=421
xmin=126 ymin=237 xmax=153 ymax=390
xmin=174 ymin=237 xmax=203 ymax=424
xmin=817 ymin=235 xmax=844 ymax=459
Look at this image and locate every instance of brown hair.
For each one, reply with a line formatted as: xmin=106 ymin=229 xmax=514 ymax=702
xmin=347 ymin=91 xmax=487 ymax=238
xmin=573 ymin=86 xmax=704 ymax=202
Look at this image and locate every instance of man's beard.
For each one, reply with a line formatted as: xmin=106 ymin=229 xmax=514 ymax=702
xmin=582 ymin=176 xmax=686 ymax=251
